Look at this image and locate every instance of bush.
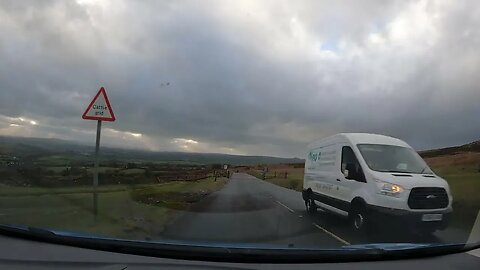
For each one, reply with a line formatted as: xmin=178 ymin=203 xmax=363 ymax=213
xmin=211 ymin=164 xmax=223 ymax=170
xmin=61 ymin=168 xmax=70 ymax=176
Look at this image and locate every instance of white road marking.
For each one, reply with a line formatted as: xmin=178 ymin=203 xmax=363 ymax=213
xmin=468 ymin=248 xmax=480 ymax=258
xmin=276 ymin=200 xmax=295 ymax=213
xmin=467 ymin=210 xmax=480 ymax=257
xmin=313 ymin=223 xmax=350 ymax=246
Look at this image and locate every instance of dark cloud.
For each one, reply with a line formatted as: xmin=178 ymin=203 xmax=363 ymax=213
xmin=0 ymin=0 xmax=479 ymax=157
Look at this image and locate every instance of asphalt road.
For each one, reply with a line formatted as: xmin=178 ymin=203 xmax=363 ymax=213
xmin=161 ymin=173 xmax=471 ymax=248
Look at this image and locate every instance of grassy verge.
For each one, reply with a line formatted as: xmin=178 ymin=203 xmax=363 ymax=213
xmin=0 ymin=177 xmax=226 ymax=240
xmin=434 ymin=168 xmax=480 ymax=230
xmin=0 ymin=184 xmax=159 ymax=197
xmin=129 ymin=177 xmax=226 ymax=210
xmin=248 ymin=170 xmax=303 ymax=191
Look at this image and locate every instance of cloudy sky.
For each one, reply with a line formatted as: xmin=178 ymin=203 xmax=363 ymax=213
xmin=0 ymin=0 xmax=479 ymax=157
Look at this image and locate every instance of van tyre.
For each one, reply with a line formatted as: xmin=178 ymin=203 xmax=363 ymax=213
xmin=305 ymin=198 xmax=317 ymax=215
xmin=349 ymin=205 xmax=368 ymax=233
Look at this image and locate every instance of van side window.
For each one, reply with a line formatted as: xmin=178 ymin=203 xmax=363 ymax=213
xmin=341 ymin=146 xmax=366 ymax=182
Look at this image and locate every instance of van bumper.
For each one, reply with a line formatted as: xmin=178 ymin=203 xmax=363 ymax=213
xmin=367 ymin=205 xmax=452 ymax=232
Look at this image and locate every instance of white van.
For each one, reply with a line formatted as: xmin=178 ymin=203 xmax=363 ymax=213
xmin=302 ymin=133 xmax=453 ymax=234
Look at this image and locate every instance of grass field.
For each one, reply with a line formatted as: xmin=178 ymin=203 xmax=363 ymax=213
xmin=45 ymin=166 xmax=71 ymax=173
xmin=248 ymin=168 xmax=304 ymax=191
xmin=121 ymin=168 xmax=146 ymax=175
xmin=86 ymin=167 xmax=119 ymax=174
xmin=434 ymin=167 xmax=480 ymax=229
xmin=42 ymin=166 xmax=119 ymax=174
xmin=248 ymin=165 xmax=480 ymax=232
xmin=0 ymin=183 xmax=154 ymax=197
xmin=0 ymin=177 xmax=226 ymax=240
xmin=36 ymin=155 xmax=90 ymax=166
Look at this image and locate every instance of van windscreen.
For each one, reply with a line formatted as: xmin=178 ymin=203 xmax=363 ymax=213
xmin=357 ymin=144 xmax=433 ymax=174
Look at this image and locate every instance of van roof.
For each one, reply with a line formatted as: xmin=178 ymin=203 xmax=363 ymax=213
xmin=309 ymin=133 xmax=411 ymax=148
xmin=342 ymin=133 xmax=410 ymax=147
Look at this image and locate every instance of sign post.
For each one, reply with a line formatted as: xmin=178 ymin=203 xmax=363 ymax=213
xmin=82 ymin=87 xmax=116 ymax=219
xmin=93 ymin=120 xmax=101 ymax=216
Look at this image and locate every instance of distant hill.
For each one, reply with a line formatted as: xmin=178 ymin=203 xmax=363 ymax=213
xmin=0 ymin=136 xmax=92 ymax=156
xmin=0 ymin=136 xmax=303 ymax=165
xmin=419 ymin=140 xmax=480 ymax=158
xmin=419 ymin=139 xmax=480 ymax=169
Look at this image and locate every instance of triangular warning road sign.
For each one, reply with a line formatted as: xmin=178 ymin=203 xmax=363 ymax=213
xmin=82 ymin=87 xmax=116 ymax=121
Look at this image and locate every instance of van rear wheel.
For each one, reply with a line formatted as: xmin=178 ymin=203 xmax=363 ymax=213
xmin=305 ymin=198 xmax=317 ymax=215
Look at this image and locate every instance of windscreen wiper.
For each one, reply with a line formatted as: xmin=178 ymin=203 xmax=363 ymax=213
xmin=419 ymin=166 xmax=434 ymax=174
xmin=385 ymin=170 xmax=412 ymax=174
xmin=387 ymin=169 xmax=432 ymax=174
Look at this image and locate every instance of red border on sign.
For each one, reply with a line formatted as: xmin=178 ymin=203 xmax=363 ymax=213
xmin=82 ymin=87 xmax=116 ymax=121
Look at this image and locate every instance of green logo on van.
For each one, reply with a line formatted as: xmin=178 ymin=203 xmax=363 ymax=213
xmin=308 ymin=151 xmax=321 ymax=162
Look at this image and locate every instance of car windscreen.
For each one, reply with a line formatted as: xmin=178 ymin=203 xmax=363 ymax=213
xmin=0 ymin=0 xmax=479 ymax=262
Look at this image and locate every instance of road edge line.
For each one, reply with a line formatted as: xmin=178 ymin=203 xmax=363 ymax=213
xmin=313 ymin=223 xmax=350 ymax=246
xmin=275 ymin=200 xmax=295 ymax=213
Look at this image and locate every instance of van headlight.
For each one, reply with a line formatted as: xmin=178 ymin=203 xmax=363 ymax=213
xmin=376 ymin=181 xmax=404 ymax=197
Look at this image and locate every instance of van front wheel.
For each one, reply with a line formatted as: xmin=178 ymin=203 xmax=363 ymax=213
xmin=349 ymin=205 xmax=368 ymax=232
